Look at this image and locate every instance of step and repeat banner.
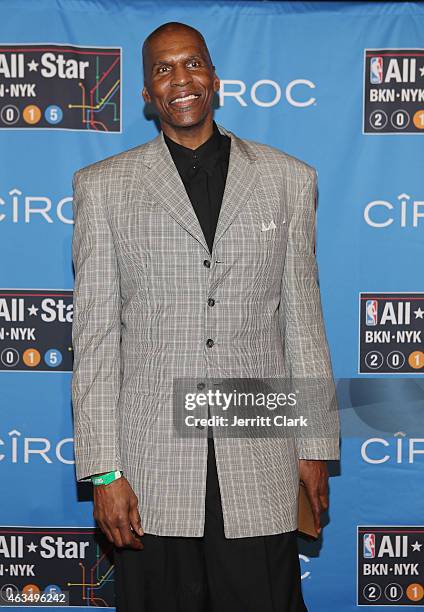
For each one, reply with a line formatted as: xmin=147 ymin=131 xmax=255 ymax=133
xmin=1 ymin=1 xmax=423 ymax=610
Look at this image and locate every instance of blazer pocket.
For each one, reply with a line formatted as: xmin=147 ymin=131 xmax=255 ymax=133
xmin=255 ymin=217 xmax=286 ymax=243
xmin=259 ymin=224 xmax=277 ymax=242
xmin=249 ymin=196 xmax=286 ymax=244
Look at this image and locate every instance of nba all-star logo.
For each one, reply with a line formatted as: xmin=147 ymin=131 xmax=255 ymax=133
xmin=0 ymin=44 xmax=121 ymax=131
xmin=363 ymin=49 xmax=424 ymax=134
xmin=358 ymin=527 xmax=424 ymax=605
xmin=0 ymin=289 xmax=73 ymax=372
xmin=0 ymin=526 xmax=115 ymax=607
xmin=359 ymin=293 xmax=424 ymax=374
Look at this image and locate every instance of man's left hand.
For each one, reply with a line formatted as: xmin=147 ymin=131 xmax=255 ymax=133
xmin=299 ymin=459 xmax=329 ymax=535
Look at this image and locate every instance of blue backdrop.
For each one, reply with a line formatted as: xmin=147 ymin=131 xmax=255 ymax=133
xmin=1 ymin=1 xmax=424 ymax=610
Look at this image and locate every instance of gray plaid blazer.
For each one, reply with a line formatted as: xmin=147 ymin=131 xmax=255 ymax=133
xmin=71 ymin=123 xmax=340 ymax=538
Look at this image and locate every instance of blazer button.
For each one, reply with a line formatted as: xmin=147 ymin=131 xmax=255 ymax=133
xmin=203 ymin=259 xmax=211 ymax=268
xmin=197 ymin=382 xmax=205 ymax=390
xmin=207 ymin=298 xmax=215 ymax=307
xmin=206 ymin=339 xmax=214 ymax=348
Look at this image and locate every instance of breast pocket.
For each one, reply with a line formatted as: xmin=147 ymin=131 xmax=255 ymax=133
xmin=247 ymin=193 xmax=288 ymax=245
xmin=245 ymin=211 xmax=287 ymax=252
xmin=232 ymin=199 xmax=289 ymax=289
xmin=256 ymin=218 xmax=285 ymax=243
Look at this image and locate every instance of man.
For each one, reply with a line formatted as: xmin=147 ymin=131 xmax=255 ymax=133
xmin=71 ymin=21 xmax=340 ymax=612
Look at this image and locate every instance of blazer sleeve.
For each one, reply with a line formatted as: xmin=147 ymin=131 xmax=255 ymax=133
xmin=279 ymin=168 xmax=340 ymax=460
xmin=71 ymin=169 xmax=123 ymax=481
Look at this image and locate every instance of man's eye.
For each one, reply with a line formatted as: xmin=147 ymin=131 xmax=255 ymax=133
xmin=158 ymin=66 xmax=170 ymax=73
xmin=188 ymin=60 xmax=201 ymax=68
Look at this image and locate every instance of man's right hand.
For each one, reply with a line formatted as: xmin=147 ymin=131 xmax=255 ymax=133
xmin=93 ymin=477 xmax=144 ymax=549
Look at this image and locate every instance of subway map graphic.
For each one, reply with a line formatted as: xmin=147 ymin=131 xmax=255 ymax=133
xmin=0 ymin=44 xmax=121 ymax=132
xmin=0 ymin=527 xmax=116 ymax=607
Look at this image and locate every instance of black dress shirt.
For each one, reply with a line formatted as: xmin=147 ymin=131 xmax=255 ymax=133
xmin=163 ymin=121 xmax=231 ymax=254
xmin=164 ymin=121 xmax=231 ymax=438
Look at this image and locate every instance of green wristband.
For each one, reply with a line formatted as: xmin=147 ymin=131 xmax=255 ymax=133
xmin=91 ymin=470 xmax=122 ymax=486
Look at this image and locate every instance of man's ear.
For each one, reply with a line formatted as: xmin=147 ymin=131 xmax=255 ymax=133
xmin=142 ymin=85 xmax=151 ymax=103
xmin=213 ymin=73 xmax=220 ymax=93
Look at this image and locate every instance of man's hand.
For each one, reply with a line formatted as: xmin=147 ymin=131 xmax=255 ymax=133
xmin=93 ymin=477 xmax=144 ymax=549
xmin=298 ymin=459 xmax=329 ymax=535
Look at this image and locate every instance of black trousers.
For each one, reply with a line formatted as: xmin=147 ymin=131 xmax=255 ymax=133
xmin=113 ymin=438 xmax=308 ymax=612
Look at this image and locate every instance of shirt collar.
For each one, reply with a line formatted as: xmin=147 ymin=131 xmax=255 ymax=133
xmin=164 ymin=121 xmax=228 ymax=179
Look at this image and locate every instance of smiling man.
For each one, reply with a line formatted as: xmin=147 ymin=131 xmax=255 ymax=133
xmin=71 ymin=21 xmax=340 ymax=612
xmin=142 ymin=25 xmax=218 ymax=142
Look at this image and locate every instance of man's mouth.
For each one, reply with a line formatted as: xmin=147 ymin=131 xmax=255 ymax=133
xmin=170 ymin=93 xmax=201 ymax=105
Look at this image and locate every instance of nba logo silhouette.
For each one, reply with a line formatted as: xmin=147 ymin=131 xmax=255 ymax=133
xmin=363 ymin=533 xmax=375 ymax=558
xmin=366 ymin=300 xmax=378 ymax=326
xmin=370 ymin=57 xmax=383 ymax=84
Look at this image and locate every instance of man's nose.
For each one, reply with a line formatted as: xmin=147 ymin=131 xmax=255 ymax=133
xmin=171 ymin=63 xmax=192 ymax=86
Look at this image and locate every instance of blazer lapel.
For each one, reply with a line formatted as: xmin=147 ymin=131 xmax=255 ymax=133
xmin=138 ymin=122 xmax=258 ymax=255
xmin=139 ymin=131 xmax=210 ymax=253
xmin=213 ymin=124 xmax=258 ymax=250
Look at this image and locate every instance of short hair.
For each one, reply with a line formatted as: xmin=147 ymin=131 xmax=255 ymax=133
xmin=142 ymin=21 xmax=213 ymax=79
